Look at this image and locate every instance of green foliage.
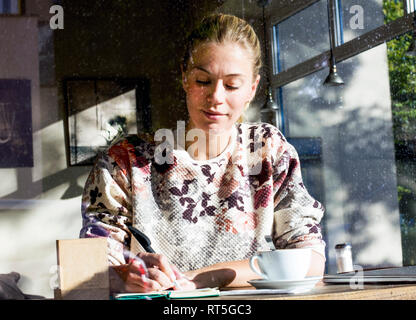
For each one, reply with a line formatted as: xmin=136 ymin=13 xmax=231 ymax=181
xmin=383 ymin=0 xmax=404 ymax=23
xmin=398 ymin=185 xmax=412 ymax=202
xmin=384 ymin=0 xmax=416 ymax=265
xmin=383 ymin=0 xmax=416 ymax=144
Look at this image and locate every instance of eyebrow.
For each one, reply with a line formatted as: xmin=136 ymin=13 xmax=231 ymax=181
xmin=193 ymin=66 xmax=244 ymax=78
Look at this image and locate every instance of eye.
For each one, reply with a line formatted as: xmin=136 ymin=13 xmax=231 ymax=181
xmin=196 ymin=80 xmax=210 ymax=85
xmin=225 ymin=84 xmax=239 ymax=91
xmin=195 ymin=79 xmax=239 ymax=90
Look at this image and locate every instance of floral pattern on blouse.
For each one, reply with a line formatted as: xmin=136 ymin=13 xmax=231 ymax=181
xmin=80 ymin=122 xmax=326 ymax=271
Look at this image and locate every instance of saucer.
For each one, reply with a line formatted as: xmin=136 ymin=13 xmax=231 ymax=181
xmin=247 ymin=276 xmax=322 ymax=293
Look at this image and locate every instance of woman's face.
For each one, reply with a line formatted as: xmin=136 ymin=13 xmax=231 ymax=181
xmin=182 ymin=41 xmax=260 ymax=134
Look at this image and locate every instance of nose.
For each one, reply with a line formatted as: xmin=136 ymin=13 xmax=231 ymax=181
xmin=208 ymin=80 xmax=225 ymax=105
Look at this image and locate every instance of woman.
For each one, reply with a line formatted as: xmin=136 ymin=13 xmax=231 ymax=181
xmin=80 ymin=14 xmax=326 ymax=293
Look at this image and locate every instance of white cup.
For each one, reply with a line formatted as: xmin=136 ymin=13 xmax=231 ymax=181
xmin=249 ymin=248 xmax=312 ymax=281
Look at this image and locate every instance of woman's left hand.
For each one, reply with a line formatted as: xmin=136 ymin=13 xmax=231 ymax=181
xmin=169 ymin=264 xmax=197 ymax=291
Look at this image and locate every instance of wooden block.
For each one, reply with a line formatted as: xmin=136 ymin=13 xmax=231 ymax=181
xmin=54 ymin=238 xmax=110 ymax=300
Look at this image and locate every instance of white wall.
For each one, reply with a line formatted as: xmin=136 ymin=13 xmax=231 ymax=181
xmin=0 ymin=15 xmax=88 ymax=298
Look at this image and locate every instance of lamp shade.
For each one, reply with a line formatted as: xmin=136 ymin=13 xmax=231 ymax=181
xmin=261 ymin=88 xmax=280 ymax=128
xmin=324 ymin=65 xmax=344 ymax=86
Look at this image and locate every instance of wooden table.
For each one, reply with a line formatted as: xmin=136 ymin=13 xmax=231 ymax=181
xmin=199 ymin=281 xmax=416 ymax=300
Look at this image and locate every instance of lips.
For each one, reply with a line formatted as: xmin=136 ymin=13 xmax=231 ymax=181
xmin=202 ymin=110 xmax=227 ymax=120
xmin=203 ymin=110 xmax=227 ymax=116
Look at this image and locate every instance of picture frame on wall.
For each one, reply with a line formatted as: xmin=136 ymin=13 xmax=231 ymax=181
xmin=64 ymin=77 xmax=151 ymax=166
xmin=0 ymin=79 xmax=33 ymax=168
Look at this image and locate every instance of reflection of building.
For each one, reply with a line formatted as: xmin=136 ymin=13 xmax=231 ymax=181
xmin=266 ymin=0 xmax=407 ymax=273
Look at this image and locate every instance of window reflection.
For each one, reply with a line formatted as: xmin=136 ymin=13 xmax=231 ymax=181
xmin=272 ymin=0 xmax=330 ymax=73
xmin=277 ymin=43 xmax=403 ymax=273
xmin=387 ymin=31 xmax=416 ymax=265
xmin=1 ymin=0 xmax=415 ymax=298
xmin=0 ymin=0 xmax=21 ymax=14
xmin=340 ymin=0 xmax=406 ymax=44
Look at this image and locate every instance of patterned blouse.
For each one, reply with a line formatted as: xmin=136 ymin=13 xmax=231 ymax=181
xmin=80 ymin=122 xmax=326 ymax=272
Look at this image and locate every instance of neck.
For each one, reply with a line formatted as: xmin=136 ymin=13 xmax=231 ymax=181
xmin=185 ymin=123 xmax=233 ymax=160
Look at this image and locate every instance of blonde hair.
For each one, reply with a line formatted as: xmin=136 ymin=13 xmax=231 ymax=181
xmin=182 ymin=14 xmax=262 ymax=123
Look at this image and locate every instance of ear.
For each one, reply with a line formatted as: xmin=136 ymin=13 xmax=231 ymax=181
xmin=249 ymin=74 xmax=261 ymax=101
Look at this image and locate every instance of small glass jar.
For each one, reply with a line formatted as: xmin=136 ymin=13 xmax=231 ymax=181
xmin=335 ymin=243 xmax=354 ymax=273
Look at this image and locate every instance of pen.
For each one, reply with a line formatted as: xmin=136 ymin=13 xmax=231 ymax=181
xmin=127 ymin=225 xmax=181 ymax=289
xmin=127 ymin=225 xmax=155 ymax=253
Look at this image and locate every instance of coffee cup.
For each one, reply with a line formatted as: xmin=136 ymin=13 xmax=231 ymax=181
xmin=249 ymin=248 xmax=311 ymax=281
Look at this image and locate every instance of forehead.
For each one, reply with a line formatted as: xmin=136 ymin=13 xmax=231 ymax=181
xmin=189 ymin=42 xmax=253 ymax=77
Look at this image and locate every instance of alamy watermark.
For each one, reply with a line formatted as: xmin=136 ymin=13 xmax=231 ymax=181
xmin=49 ymin=5 xmax=64 ymax=30
xmin=154 ymin=121 xmax=264 ymax=175
xmin=349 ymin=264 xmax=364 ymax=290
xmin=49 ymin=264 xmax=60 ymax=290
xmin=48 ymin=262 xmax=366 ymax=291
xmin=46 ymin=4 xmax=365 ymax=31
xmin=349 ymin=5 xmax=364 ymax=30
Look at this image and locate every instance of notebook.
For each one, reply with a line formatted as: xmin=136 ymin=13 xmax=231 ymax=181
xmin=113 ymin=287 xmax=220 ymax=300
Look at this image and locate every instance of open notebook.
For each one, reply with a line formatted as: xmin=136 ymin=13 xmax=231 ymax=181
xmin=113 ymin=287 xmax=314 ymax=300
xmin=113 ymin=288 xmax=220 ymax=300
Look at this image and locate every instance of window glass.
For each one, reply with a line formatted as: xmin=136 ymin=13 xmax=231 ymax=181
xmin=340 ymin=0 xmax=405 ymax=44
xmin=387 ymin=31 xmax=416 ymax=265
xmin=272 ymin=0 xmax=330 ymax=73
xmin=278 ymin=42 xmax=404 ymax=273
xmin=407 ymin=0 xmax=416 ymax=13
xmin=0 ymin=0 xmax=21 ymax=14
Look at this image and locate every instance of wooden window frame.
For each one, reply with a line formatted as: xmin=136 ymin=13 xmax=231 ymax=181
xmin=268 ymin=0 xmax=415 ymax=89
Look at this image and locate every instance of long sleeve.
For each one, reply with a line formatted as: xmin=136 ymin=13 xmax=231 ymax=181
xmin=272 ymin=141 xmax=326 ymax=258
xmin=80 ymin=141 xmax=134 ymax=266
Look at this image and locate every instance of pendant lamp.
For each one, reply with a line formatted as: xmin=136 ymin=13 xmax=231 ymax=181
xmin=324 ymin=0 xmax=344 ymax=86
xmin=257 ymin=0 xmax=281 ymax=129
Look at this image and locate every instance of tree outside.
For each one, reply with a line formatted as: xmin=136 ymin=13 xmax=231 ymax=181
xmin=384 ymin=0 xmax=416 ymax=265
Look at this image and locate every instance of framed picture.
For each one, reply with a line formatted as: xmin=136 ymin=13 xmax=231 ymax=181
xmin=0 ymin=79 xmax=33 ymax=168
xmin=64 ymin=77 xmax=151 ymax=166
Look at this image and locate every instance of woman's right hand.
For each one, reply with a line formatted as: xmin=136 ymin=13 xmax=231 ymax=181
xmin=111 ymin=252 xmax=193 ymax=293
